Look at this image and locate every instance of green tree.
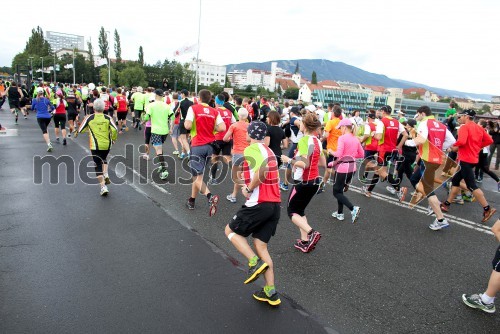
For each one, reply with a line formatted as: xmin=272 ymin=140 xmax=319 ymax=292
xmin=98 ymin=27 xmax=109 ymax=59
xmin=245 ymin=85 xmax=253 ymax=92
xmin=481 ymin=104 xmax=491 ymax=113
xmin=24 ymin=26 xmax=51 ymax=56
xmin=224 ymin=74 xmax=231 ymax=88
xmin=311 ymin=71 xmax=317 ymax=84
xmin=86 ymin=41 xmax=96 ymax=83
xmin=208 ymin=82 xmax=223 ymax=95
xmin=118 ymin=64 xmax=147 ymax=87
xmin=276 ymin=85 xmax=282 ymax=97
xmin=138 ymin=46 xmax=144 ymax=66
xmin=99 ymin=66 xmax=118 ymax=86
xmin=114 ymin=29 xmax=122 ymax=63
xmin=294 ymin=62 xmax=299 ymax=74
xmin=283 ymin=87 xmax=299 ymax=99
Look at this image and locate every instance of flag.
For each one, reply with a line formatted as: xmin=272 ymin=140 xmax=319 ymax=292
xmin=64 ymin=64 xmax=73 ymax=69
xmin=173 ymin=44 xmax=198 ymax=58
xmin=94 ymin=57 xmax=108 ymax=67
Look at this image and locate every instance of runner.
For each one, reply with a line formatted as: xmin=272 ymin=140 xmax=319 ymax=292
xmin=410 ymin=106 xmax=456 ymax=230
xmin=224 ymin=107 xmax=250 ymax=203
xmin=281 ymin=113 xmax=325 ymax=253
xmin=77 ymin=99 xmax=118 ymax=196
xmin=329 ymin=118 xmax=363 ymax=223
xmin=265 ymin=110 xmax=287 ymax=169
xmin=169 ymin=92 xmax=181 ymax=155
xmin=359 ymin=110 xmax=379 ymax=197
xmin=365 ymin=105 xmax=408 ymax=201
xmin=209 ymin=94 xmax=236 ymax=185
xmin=65 ymin=86 xmax=81 ymax=136
xmin=280 ymin=106 xmax=303 ymax=191
xmin=318 ymin=106 xmax=342 ymax=193
xmin=183 ymin=89 xmax=226 ymax=215
xmin=462 ymin=218 xmax=500 ymax=313
xmin=131 ymin=86 xmax=145 ymax=130
xmin=441 ymin=109 xmax=497 ymax=223
xmin=141 ymin=91 xmax=155 ymax=160
xmin=53 ymin=91 xmax=68 ymax=146
xmin=114 ymin=88 xmax=129 ymax=134
xmin=224 ymin=121 xmax=282 ymax=306
xmin=173 ymin=89 xmax=194 ymax=159
xmin=141 ymin=89 xmax=173 ymax=180
xmin=7 ymin=81 xmax=25 ymax=124
xmin=32 ymin=87 xmax=54 ymax=152
xmin=19 ymin=85 xmax=30 ymax=118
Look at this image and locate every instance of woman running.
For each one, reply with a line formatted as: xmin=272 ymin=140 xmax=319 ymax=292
xmin=281 ymin=113 xmax=325 ymax=253
xmin=7 ymin=82 xmax=26 ymax=123
xmin=330 ymin=118 xmax=364 ymax=223
xmin=32 ymin=87 xmax=55 ymax=152
xmin=53 ymin=91 xmax=68 ymax=145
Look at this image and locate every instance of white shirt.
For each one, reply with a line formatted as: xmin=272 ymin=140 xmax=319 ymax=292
xmin=315 ymin=109 xmax=326 ymax=124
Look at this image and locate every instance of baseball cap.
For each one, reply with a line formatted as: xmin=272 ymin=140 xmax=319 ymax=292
xmin=407 ymin=119 xmax=417 ymax=127
xmin=305 ymin=104 xmax=316 ymax=112
xmin=181 ymin=89 xmax=189 ymax=95
xmin=458 ymin=109 xmax=476 ymax=117
xmin=154 ymin=89 xmax=164 ymax=96
xmin=336 ymin=118 xmax=353 ymax=128
xmin=248 ymin=121 xmax=267 ymax=140
xmin=290 ymin=106 xmax=301 ymax=115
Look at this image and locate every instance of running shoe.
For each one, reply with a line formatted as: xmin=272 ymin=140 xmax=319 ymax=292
xmin=253 ymin=289 xmax=281 ymax=306
xmin=331 ymin=212 xmax=345 ymax=221
xmin=386 ymin=185 xmax=396 ymax=195
xmin=208 ymin=177 xmax=217 ymax=186
xmin=463 ymin=194 xmax=476 ymax=202
xmin=226 ymin=194 xmax=237 ymax=203
xmin=362 ymin=186 xmax=371 ymax=198
xmin=497 ymin=181 xmax=500 ymax=192
xmin=326 ymin=178 xmax=333 ymax=185
xmin=208 ymin=194 xmax=219 ymax=217
xmin=426 ymin=206 xmax=435 ymax=216
xmin=397 ymin=187 xmax=408 ymax=202
xmin=244 ymin=259 xmax=269 ymax=284
xmin=24 ymin=116 xmax=27 ymax=119
xmin=440 ymin=202 xmax=450 ymax=212
xmin=316 ymin=181 xmax=325 ymax=194
xmin=104 ymin=173 xmax=110 ymax=185
xmin=307 ymin=230 xmax=321 ymax=250
xmin=482 ymin=207 xmax=497 ymax=223
xmin=63 ymin=139 xmax=67 ymax=146
xmin=67 ymin=133 xmax=71 ymax=137
xmin=172 ymin=150 xmax=179 ymax=155
xmin=462 ymin=294 xmax=496 ymax=313
xmin=55 ymin=137 xmax=60 ymax=143
xmin=351 ymin=206 xmax=361 ymax=223
xmin=159 ymin=168 xmax=169 ymax=180
xmin=429 ymin=219 xmax=449 ymax=230
xmin=293 ymin=240 xmax=309 ymax=253
xmin=476 ymin=177 xmax=483 ymax=183
xmin=452 ymin=195 xmax=464 ymax=205
xmin=100 ymin=185 xmax=109 ymax=196
xmin=141 ymin=153 xmax=150 ymax=160
xmin=186 ymin=198 xmax=195 ymax=210
xmin=279 ymin=182 xmax=289 ymax=191
xmin=179 ymin=153 xmax=186 ymax=159
xmin=47 ymin=143 xmax=53 ymax=152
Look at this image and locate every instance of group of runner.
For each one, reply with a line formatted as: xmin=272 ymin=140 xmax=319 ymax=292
xmin=2 ymin=79 xmax=500 ymax=312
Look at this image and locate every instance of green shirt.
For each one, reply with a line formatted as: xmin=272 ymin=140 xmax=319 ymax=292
xmin=78 ymin=113 xmax=118 ymax=150
xmin=445 ymin=108 xmax=456 ymax=117
xmin=144 ymin=101 xmax=173 ymax=135
xmin=131 ymin=92 xmax=145 ymax=111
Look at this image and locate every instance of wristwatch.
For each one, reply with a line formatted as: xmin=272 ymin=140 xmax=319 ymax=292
xmin=245 ymin=186 xmax=253 ymax=193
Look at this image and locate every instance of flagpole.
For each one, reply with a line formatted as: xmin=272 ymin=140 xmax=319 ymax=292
xmin=195 ymin=0 xmax=201 ymax=95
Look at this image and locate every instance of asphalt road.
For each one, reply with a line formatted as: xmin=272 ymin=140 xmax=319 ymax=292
xmin=1 ymin=105 xmax=499 ymax=333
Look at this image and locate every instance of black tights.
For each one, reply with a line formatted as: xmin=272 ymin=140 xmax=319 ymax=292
xmin=332 ymin=172 xmax=354 ymax=214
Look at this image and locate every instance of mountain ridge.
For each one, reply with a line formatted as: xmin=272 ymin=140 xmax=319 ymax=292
xmin=225 ymin=59 xmax=493 ymax=101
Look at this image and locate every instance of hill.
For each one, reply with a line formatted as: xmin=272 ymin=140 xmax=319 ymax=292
xmin=225 ymin=59 xmax=493 ymax=101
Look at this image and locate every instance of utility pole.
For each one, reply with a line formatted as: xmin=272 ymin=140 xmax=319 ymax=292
xmin=72 ymin=46 xmax=76 ymax=85
xmin=53 ymin=53 xmax=57 ymax=83
xmin=194 ymin=0 xmax=202 ymax=95
xmin=40 ymin=57 xmax=44 ymax=82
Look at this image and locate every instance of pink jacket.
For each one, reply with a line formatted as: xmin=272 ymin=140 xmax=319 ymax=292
xmin=333 ymin=133 xmax=364 ymax=173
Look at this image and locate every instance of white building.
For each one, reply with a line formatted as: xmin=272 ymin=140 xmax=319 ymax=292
xmin=55 ymin=48 xmax=90 ymax=61
xmin=227 ymin=70 xmax=247 ymax=88
xmin=190 ymin=60 xmax=226 ymax=86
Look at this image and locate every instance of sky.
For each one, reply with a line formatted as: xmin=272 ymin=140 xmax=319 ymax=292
xmin=3 ymin=0 xmax=498 ymax=95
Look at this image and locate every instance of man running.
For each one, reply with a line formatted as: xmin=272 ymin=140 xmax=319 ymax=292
xmin=183 ymin=89 xmax=226 ymax=215
xmin=224 ymin=121 xmax=282 ymax=306
xmin=131 ymin=86 xmax=145 ymax=130
xmin=411 ymin=106 xmax=456 ymax=230
xmin=114 ymin=88 xmax=129 ymax=134
xmin=174 ymin=89 xmax=194 ymax=159
xmin=441 ymin=109 xmax=497 ymax=222
xmin=77 ymin=99 xmax=118 ymax=196
xmin=141 ymin=89 xmax=173 ymax=180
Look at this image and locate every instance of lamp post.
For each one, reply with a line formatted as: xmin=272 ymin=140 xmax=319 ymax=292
xmin=28 ymin=57 xmax=34 ymax=81
xmin=72 ymin=46 xmax=76 ymax=85
xmin=106 ymin=30 xmax=111 ymax=87
xmin=53 ymin=53 xmax=57 ymax=83
xmin=40 ymin=57 xmax=44 ymax=82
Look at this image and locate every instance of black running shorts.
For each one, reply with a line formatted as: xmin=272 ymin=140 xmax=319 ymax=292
xmin=451 ymin=161 xmax=478 ymax=192
xmin=213 ymin=140 xmax=232 ymax=156
xmin=117 ymin=111 xmax=127 ymax=121
xmin=229 ymin=202 xmax=281 ymax=243
xmin=53 ymin=114 xmax=67 ymax=129
xmin=287 ymin=181 xmax=320 ymax=218
xmin=492 ymin=245 xmax=500 ymax=272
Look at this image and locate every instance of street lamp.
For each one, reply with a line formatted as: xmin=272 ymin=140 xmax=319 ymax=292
xmin=106 ymin=30 xmax=111 ymax=87
xmin=72 ymin=45 xmax=76 ymax=85
xmin=40 ymin=57 xmax=44 ymax=82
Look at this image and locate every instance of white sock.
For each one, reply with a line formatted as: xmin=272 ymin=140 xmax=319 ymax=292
xmin=481 ymin=293 xmax=495 ymax=304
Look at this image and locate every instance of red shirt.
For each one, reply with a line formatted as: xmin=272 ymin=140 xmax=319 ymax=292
xmin=187 ymin=103 xmax=221 ymax=147
xmin=215 ymin=107 xmax=234 ymax=141
xmin=115 ymin=94 xmax=128 ymax=112
xmin=378 ymin=117 xmax=402 ymax=153
xmin=454 ymin=121 xmax=493 ymax=164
